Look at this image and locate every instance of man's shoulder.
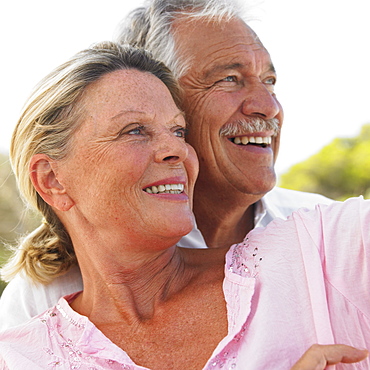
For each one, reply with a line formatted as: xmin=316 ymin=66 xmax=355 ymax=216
xmin=0 ymin=265 xmax=83 ymax=331
xmin=262 ymin=187 xmax=333 ymax=218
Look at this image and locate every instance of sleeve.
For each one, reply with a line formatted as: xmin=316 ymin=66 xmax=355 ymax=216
xmin=0 ymin=356 xmax=10 ymax=370
xmin=319 ymin=197 xmax=370 ymax=317
xmin=0 ymin=265 xmax=83 ymax=331
xmin=295 ymin=197 xmax=370 ymax=319
xmin=0 ymin=275 xmax=38 ymax=331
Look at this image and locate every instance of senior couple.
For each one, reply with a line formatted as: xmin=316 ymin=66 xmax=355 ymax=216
xmin=0 ymin=0 xmax=369 ymax=369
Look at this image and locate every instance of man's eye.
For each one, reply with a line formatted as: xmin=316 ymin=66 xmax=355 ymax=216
xmin=174 ymin=128 xmax=188 ymax=138
xmin=264 ymin=77 xmax=276 ymax=85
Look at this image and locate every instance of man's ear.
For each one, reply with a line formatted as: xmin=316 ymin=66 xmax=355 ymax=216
xmin=29 ymin=154 xmax=74 ymax=211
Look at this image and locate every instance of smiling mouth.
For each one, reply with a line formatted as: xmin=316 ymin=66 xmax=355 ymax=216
xmin=229 ymin=135 xmax=272 ymax=148
xmin=144 ymin=183 xmax=185 ymax=194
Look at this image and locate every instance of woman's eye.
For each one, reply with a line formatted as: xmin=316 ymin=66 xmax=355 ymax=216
xmin=222 ymin=76 xmax=237 ymax=82
xmin=115 ymin=125 xmax=145 ymax=140
xmin=174 ymin=128 xmax=188 ymax=138
xmin=127 ymin=126 xmax=144 ymax=135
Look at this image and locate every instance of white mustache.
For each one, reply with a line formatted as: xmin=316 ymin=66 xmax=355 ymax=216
xmin=220 ymin=117 xmax=280 ymax=137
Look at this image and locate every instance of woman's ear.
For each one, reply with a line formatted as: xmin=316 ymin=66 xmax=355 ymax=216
xmin=29 ymin=154 xmax=74 ymax=211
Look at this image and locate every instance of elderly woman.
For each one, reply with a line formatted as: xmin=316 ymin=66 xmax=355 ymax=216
xmin=0 ymin=42 xmax=369 ymax=370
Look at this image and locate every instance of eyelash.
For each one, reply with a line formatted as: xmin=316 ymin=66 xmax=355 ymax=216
xmin=223 ymin=76 xmax=237 ymax=82
xmin=265 ymin=77 xmax=276 ymax=85
xmin=127 ymin=125 xmax=145 ymax=135
xmin=119 ymin=125 xmax=187 ymax=139
xmin=174 ymin=127 xmax=188 ymax=138
xmin=218 ymin=76 xmax=276 ymax=85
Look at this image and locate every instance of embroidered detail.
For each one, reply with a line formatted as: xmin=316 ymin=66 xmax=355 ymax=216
xmin=228 ymin=238 xmax=263 ymax=278
xmin=207 ymin=351 xmax=237 ymax=369
xmin=43 ymin=347 xmax=66 ymax=367
xmin=60 ymin=337 xmax=83 ymax=369
xmin=56 ymin=304 xmax=85 ymax=329
xmin=206 ymin=324 xmax=248 ymax=369
xmin=40 ymin=305 xmax=136 ymax=369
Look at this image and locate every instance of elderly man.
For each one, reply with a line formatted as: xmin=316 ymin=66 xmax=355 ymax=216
xmin=116 ymin=0 xmax=331 ymax=250
xmin=0 ymin=0 xmax=330 ymax=330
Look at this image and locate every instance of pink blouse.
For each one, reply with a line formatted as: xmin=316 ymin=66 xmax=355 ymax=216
xmin=1 ymin=197 xmax=369 ymax=369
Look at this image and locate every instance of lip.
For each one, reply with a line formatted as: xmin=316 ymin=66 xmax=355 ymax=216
xmin=227 ymin=130 xmax=276 ymax=139
xmin=225 ymin=134 xmax=274 ymax=155
xmin=143 ymin=176 xmax=187 ymax=189
xmin=145 ymin=192 xmax=190 ymax=201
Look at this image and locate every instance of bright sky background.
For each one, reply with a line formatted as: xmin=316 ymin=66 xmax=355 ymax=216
xmin=1 ymin=0 xmax=369 ymax=178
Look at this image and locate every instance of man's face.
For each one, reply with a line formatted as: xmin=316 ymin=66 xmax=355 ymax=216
xmin=173 ymin=17 xmax=283 ymax=198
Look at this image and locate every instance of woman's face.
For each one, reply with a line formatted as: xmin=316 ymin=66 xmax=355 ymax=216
xmin=56 ymin=69 xmax=198 ymax=246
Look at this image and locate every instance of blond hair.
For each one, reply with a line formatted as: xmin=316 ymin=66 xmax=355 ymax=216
xmin=2 ymin=41 xmax=181 ymax=284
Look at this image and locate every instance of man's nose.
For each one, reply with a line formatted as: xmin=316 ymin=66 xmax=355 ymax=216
xmin=241 ymin=84 xmax=281 ymax=119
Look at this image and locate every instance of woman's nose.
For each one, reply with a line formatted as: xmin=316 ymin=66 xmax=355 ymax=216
xmin=154 ymin=132 xmax=189 ymax=164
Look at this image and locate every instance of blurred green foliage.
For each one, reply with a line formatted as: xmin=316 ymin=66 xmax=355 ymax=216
xmin=279 ymin=124 xmax=370 ymax=200
xmin=0 ymin=153 xmax=40 ymax=295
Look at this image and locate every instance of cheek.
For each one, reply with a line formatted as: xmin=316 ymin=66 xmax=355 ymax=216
xmin=185 ymin=98 xmax=216 ymax=148
xmin=64 ymin=149 xmax=148 ymax=204
xmin=183 ymin=89 xmax=214 ymax=126
xmin=185 ymin=145 xmax=199 ymax=183
xmin=186 ymin=90 xmax=238 ymax=133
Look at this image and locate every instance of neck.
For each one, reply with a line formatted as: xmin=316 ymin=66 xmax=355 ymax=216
xmin=59 ymin=207 xmax=196 ymax=325
xmin=71 ymin=245 xmax=193 ymax=323
xmin=192 ymin=187 xmax=260 ymax=248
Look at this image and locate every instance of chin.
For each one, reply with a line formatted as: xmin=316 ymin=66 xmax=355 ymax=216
xmin=161 ymin=214 xmax=195 ymax=239
xmin=240 ymin=173 xmax=277 ymax=196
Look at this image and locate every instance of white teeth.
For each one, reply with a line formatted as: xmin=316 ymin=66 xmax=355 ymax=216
xmin=232 ymin=136 xmax=272 ymax=146
xmin=144 ymin=183 xmax=184 ymax=194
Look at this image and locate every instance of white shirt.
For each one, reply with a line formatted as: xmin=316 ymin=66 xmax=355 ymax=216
xmin=177 ymin=187 xmax=332 ymax=248
xmin=0 ymin=187 xmax=332 ymax=331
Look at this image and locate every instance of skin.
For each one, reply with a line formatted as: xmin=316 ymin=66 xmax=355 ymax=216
xmin=30 ymin=69 xmax=229 ymax=369
xmin=171 ymin=16 xmax=368 ymax=368
xmin=291 ymin=344 xmax=368 ymax=369
xmin=26 ymin=22 xmax=367 ymax=369
xmin=172 ymin=16 xmax=283 ymax=248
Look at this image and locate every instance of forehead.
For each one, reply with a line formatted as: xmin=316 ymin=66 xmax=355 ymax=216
xmin=173 ymin=16 xmax=273 ymax=76
xmin=81 ymin=69 xmax=178 ymax=120
xmin=83 ymin=70 xmax=167 ymax=108
xmin=72 ymin=69 xmax=182 ymax=142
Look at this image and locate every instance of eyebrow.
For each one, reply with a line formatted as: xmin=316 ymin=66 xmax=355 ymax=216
xmin=167 ymin=111 xmax=186 ymax=126
xmin=111 ymin=109 xmax=185 ymax=123
xmin=110 ymin=109 xmax=147 ymax=121
xmin=205 ymin=62 xmax=276 ymax=79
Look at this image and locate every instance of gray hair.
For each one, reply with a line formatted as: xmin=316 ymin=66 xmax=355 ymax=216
xmin=115 ymin=0 xmax=247 ymax=79
xmin=2 ymin=41 xmax=181 ymax=284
